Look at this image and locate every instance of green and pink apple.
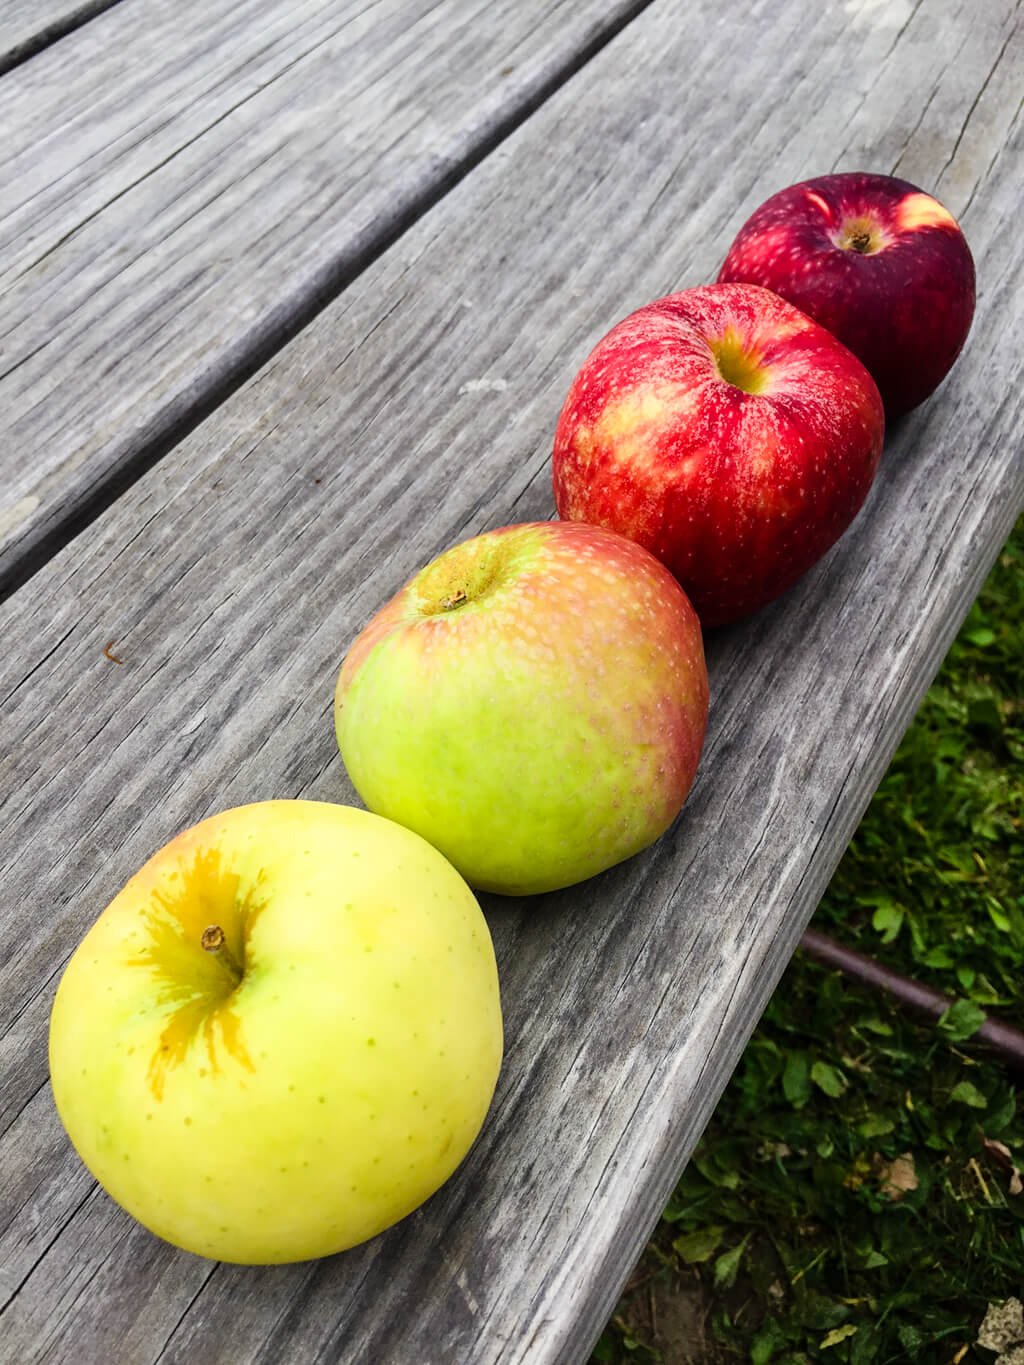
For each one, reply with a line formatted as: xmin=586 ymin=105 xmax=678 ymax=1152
xmin=48 ymin=800 xmax=503 ymax=1264
xmin=335 ymin=521 xmax=708 ymax=896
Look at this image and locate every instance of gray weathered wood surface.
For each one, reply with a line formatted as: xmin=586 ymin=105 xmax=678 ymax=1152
xmin=0 ymin=0 xmax=118 ymax=75
xmin=0 ymin=0 xmax=646 ymax=590
xmin=1 ymin=0 xmax=1022 ymax=1361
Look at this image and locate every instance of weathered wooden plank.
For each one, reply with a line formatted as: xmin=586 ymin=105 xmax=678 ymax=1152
xmin=0 ymin=0 xmax=649 ymax=592
xmin=1 ymin=0 xmax=1022 ymax=1361
xmin=0 ymin=0 xmax=120 ymax=76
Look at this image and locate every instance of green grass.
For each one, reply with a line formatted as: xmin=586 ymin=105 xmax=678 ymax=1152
xmin=594 ymin=515 xmax=1024 ymax=1365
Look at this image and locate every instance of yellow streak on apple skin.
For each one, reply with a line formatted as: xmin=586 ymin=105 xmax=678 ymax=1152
xmin=896 ymin=192 xmax=958 ymax=233
xmin=804 ymin=190 xmax=831 ymax=217
xmin=569 ymin=421 xmax=595 ymax=470
xmin=145 ymin=997 xmax=253 ymax=1101
xmin=592 ymin=384 xmax=694 ymax=471
xmin=125 ymin=844 xmax=267 ymax=1100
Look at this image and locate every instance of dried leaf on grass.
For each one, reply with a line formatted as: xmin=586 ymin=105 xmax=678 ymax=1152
xmin=874 ymin=1152 xmax=918 ymax=1200
xmin=983 ymin=1137 xmax=1024 ymax=1196
xmin=977 ymin=1298 xmax=1024 ymax=1360
xmin=820 ymin=1323 xmax=858 ymax=1349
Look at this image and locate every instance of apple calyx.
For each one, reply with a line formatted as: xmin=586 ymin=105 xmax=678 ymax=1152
xmin=201 ymin=924 xmax=244 ymax=987
xmin=836 ymin=218 xmax=885 ymax=255
xmin=440 ymin=588 xmax=468 ymax=610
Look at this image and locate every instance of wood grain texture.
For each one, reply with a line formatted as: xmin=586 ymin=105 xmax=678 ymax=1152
xmin=0 ymin=0 xmax=649 ymax=590
xmin=0 ymin=0 xmax=120 ymax=76
xmin=1 ymin=0 xmax=1022 ymax=1360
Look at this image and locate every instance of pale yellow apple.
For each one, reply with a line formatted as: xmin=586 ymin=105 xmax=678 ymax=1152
xmin=49 ymin=800 xmax=503 ymax=1264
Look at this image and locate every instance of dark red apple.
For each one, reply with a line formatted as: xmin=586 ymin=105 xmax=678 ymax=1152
xmin=717 ymin=172 xmax=975 ymax=418
xmin=552 ymin=282 xmax=884 ymax=627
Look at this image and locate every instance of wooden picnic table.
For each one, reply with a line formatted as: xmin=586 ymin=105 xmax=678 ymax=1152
xmin=1 ymin=0 xmax=1021 ymax=1360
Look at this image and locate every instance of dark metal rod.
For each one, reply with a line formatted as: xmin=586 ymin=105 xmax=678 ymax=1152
xmin=799 ymin=927 xmax=1024 ymax=1076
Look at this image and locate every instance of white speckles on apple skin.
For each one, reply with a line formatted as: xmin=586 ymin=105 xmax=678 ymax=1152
xmin=552 ymin=282 xmax=884 ymax=626
xmin=718 ymin=173 xmax=975 ymax=417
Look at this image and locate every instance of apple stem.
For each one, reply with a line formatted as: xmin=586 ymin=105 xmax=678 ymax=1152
xmin=201 ymin=924 xmax=244 ymax=986
xmin=440 ymin=588 xmax=468 ymax=610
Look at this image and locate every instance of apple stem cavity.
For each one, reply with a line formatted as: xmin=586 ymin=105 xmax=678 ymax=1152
xmin=201 ymin=924 xmax=244 ymax=986
xmin=711 ymin=329 xmax=769 ymax=396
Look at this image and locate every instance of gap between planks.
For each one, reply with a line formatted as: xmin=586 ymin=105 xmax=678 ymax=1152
xmin=0 ymin=0 xmax=657 ymax=602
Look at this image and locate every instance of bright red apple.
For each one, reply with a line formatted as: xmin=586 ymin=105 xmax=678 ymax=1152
xmin=552 ymin=282 xmax=884 ymax=627
xmin=717 ymin=172 xmax=975 ymax=417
